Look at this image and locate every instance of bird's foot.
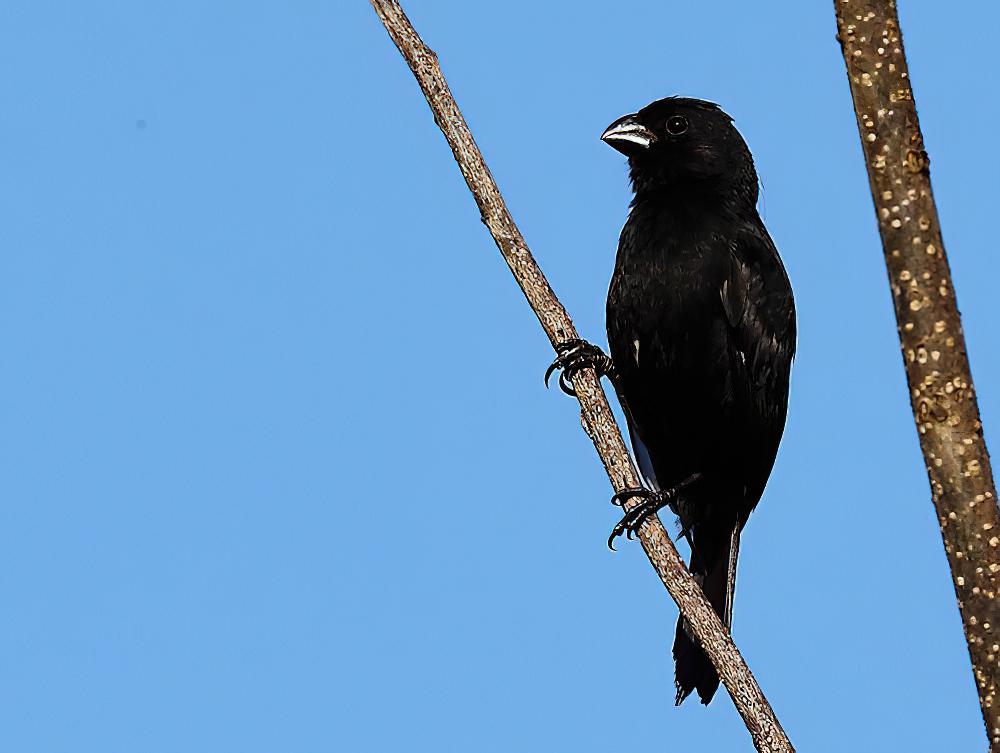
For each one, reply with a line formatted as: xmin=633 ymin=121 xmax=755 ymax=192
xmin=607 ymin=473 xmax=703 ymax=550
xmin=544 ymin=338 xmax=615 ymax=396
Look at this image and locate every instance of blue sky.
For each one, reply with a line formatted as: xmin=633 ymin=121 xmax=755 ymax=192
xmin=1 ymin=1 xmax=997 ymax=751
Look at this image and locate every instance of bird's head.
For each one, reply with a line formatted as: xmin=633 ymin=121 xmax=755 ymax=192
xmin=602 ymin=97 xmax=758 ymax=207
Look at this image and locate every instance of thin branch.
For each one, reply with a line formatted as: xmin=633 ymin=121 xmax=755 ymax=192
xmin=834 ymin=2 xmax=1000 ymax=748
xmin=369 ymin=2 xmax=793 ymax=750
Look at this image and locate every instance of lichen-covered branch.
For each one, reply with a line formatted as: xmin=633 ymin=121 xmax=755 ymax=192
xmin=834 ymin=2 xmax=1000 ymax=748
xmin=369 ymin=2 xmax=793 ymax=750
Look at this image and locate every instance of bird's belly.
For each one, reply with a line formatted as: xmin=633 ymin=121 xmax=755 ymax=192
xmin=612 ymin=324 xmax=763 ymax=494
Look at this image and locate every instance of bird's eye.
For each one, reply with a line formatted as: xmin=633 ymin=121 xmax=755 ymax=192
xmin=665 ymin=115 xmax=689 ymax=136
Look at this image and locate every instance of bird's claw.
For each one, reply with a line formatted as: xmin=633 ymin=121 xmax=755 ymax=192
xmin=607 ymin=489 xmax=662 ymax=550
xmin=607 ymin=473 xmax=703 ymax=550
xmin=610 ymin=488 xmax=651 ymax=507
xmin=544 ymin=338 xmax=614 ymax=396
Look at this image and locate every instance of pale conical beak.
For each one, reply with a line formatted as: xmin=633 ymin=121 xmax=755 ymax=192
xmin=601 ymin=113 xmax=656 ymax=154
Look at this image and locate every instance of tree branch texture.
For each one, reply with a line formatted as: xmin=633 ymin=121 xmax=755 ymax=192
xmin=369 ymin=2 xmax=793 ymax=751
xmin=834 ymin=2 xmax=1000 ymax=748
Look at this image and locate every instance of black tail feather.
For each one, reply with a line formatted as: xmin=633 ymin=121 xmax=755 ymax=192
xmin=673 ymin=526 xmax=739 ymax=705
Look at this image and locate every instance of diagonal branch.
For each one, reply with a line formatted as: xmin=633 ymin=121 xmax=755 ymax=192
xmin=834 ymin=2 xmax=1000 ymax=749
xmin=369 ymin=2 xmax=794 ymax=750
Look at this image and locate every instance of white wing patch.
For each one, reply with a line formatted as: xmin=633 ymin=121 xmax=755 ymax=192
xmin=632 ymin=338 xmax=641 ymax=366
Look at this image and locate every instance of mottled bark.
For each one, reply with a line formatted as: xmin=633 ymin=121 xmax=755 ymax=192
xmin=834 ymin=2 xmax=1000 ymax=748
xmin=369 ymin=2 xmax=793 ymax=750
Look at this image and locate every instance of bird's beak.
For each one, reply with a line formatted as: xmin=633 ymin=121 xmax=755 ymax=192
xmin=601 ymin=113 xmax=656 ymax=155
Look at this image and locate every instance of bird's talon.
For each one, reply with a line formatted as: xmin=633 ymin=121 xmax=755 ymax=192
xmin=559 ymin=370 xmax=575 ymax=397
xmin=607 ymin=521 xmax=627 ymax=550
xmin=611 ymin=488 xmax=643 ymax=507
xmin=543 ymin=362 xmax=558 ymax=388
xmin=544 ymin=338 xmax=614 ymax=396
xmin=606 ymin=474 xmax=702 ymax=550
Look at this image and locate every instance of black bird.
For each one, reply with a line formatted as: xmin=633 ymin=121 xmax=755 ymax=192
xmin=548 ymin=97 xmax=795 ymax=705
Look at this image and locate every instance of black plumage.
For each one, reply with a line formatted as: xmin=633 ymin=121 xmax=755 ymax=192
xmin=554 ymin=97 xmax=795 ymax=705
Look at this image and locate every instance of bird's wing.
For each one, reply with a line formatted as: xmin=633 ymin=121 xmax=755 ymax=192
xmin=723 ymin=229 xmax=795 ymax=369
xmin=720 ymin=226 xmax=797 ymax=507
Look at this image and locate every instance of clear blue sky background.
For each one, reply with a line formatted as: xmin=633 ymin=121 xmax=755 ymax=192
xmin=1 ymin=2 xmax=997 ymax=751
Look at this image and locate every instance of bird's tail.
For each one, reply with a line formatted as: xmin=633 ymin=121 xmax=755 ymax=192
xmin=672 ymin=525 xmax=740 ymax=705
